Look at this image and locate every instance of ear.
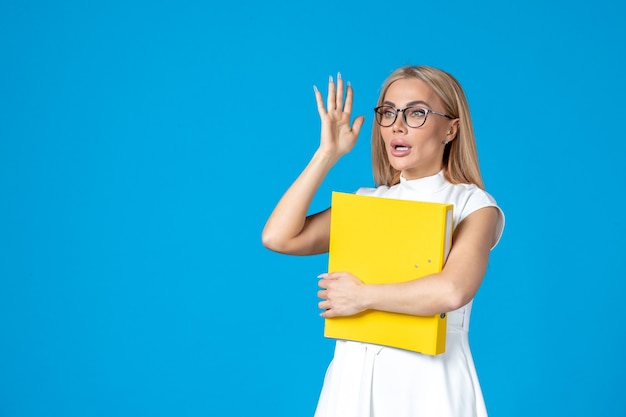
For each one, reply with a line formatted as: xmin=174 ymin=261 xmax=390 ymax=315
xmin=446 ymin=118 xmax=460 ymax=142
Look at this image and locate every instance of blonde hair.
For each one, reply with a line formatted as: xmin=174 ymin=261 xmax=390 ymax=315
xmin=371 ymin=65 xmax=485 ymax=189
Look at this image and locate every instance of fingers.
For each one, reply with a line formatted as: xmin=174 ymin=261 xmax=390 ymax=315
xmin=326 ymin=75 xmax=336 ymax=111
xmin=343 ymin=80 xmax=353 ymax=114
xmin=317 ymin=272 xmax=339 ymax=289
xmin=318 ymin=288 xmax=331 ymax=317
xmin=320 ymin=308 xmax=334 ymax=318
xmin=330 ymin=73 xmax=345 ymax=111
xmin=317 ymin=273 xmax=339 ymax=316
xmin=335 ymin=73 xmax=345 ymax=111
xmin=313 ymin=85 xmax=326 ymax=117
xmin=319 ymin=297 xmax=336 ymax=318
xmin=316 ymin=73 xmax=348 ymax=113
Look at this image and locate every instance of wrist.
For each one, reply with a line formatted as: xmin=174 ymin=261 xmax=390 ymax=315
xmin=312 ymin=148 xmax=340 ymax=167
xmin=360 ymin=283 xmax=376 ymax=311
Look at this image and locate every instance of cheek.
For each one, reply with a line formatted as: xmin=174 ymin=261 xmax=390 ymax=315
xmin=416 ymin=127 xmax=444 ymax=144
xmin=379 ymin=128 xmax=393 ymax=143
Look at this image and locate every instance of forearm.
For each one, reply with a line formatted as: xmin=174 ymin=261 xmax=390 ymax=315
xmin=359 ymin=208 xmax=497 ymax=316
xmin=361 ymin=273 xmax=465 ymax=316
xmin=318 ymin=208 xmax=498 ymax=318
xmin=360 ymin=244 xmax=490 ymax=316
xmin=261 ymin=149 xmax=338 ymax=254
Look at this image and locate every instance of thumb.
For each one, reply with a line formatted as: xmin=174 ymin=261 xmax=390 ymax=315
xmin=352 ymin=115 xmax=365 ymax=136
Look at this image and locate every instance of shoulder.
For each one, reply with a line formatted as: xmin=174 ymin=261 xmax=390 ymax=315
xmin=448 ymin=183 xmax=499 ymax=214
xmin=445 ymin=183 xmax=505 ymax=249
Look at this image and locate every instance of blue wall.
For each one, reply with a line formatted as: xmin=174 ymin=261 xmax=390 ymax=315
xmin=1 ymin=1 xmax=624 ymax=416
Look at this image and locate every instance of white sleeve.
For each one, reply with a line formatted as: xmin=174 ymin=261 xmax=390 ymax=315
xmin=461 ymin=189 xmax=505 ymax=249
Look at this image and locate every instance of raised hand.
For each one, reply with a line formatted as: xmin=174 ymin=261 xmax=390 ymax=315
xmin=314 ymin=73 xmax=365 ymax=160
xmin=261 ymin=73 xmax=365 ymax=256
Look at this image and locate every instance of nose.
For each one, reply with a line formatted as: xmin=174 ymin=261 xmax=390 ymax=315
xmin=392 ymin=110 xmax=407 ymax=131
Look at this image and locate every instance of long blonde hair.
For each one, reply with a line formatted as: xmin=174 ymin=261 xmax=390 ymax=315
xmin=371 ymin=65 xmax=485 ymax=189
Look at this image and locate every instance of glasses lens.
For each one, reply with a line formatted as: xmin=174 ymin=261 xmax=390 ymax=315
xmin=375 ymin=106 xmax=396 ymax=127
xmin=404 ymin=107 xmax=427 ymax=128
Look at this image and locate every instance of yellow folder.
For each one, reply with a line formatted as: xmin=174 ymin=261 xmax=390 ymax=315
xmin=324 ymin=192 xmax=453 ymax=355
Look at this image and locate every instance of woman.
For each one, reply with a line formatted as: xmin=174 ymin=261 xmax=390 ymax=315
xmin=262 ymin=65 xmax=505 ymax=417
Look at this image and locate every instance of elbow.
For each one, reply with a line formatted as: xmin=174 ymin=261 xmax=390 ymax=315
xmin=442 ymin=281 xmax=475 ymax=312
xmin=261 ymin=227 xmax=293 ymax=254
xmin=261 ymin=228 xmax=282 ymax=253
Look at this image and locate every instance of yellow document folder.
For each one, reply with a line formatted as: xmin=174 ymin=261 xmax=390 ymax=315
xmin=324 ymin=192 xmax=453 ymax=355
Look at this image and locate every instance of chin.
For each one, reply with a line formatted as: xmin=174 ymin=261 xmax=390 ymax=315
xmin=387 ymin=157 xmax=416 ymax=173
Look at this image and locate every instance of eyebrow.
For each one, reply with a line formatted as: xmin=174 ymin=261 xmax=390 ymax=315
xmin=383 ymin=100 xmax=432 ymax=108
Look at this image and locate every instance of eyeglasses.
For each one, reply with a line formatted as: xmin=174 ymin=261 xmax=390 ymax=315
xmin=373 ymin=105 xmax=454 ymax=128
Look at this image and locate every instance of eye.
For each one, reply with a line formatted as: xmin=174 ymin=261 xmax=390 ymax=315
xmin=407 ymin=107 xmax=427 ymax=119
xmin=378 ymin=106 xmax=396 ymax=119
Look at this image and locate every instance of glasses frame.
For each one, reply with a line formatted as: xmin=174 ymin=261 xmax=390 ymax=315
xmin=373 ymin=105 xmax=455 ymax=128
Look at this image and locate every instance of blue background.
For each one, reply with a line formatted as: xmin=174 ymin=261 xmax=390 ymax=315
xmin=1 ymin=0 xmax=624 ymax=416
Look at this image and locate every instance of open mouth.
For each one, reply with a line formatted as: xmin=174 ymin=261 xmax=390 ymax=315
xmin=390 ymin=139 xmax=411 ymax=152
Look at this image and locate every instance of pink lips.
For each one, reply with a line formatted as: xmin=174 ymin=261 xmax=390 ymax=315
xmin=389 ymin=139 xmax=412 ymax=157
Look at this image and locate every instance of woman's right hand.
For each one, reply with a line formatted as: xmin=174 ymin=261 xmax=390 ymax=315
xmin=314 ymin=73 xmax=365 ymax=160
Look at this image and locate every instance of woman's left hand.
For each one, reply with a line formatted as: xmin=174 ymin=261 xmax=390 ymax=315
xmin=317 ymin=272 xmax=367 ymax=318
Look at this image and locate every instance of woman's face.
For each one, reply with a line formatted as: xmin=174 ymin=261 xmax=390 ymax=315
xmin=379 ymin=78 xmax=457 ymax=180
